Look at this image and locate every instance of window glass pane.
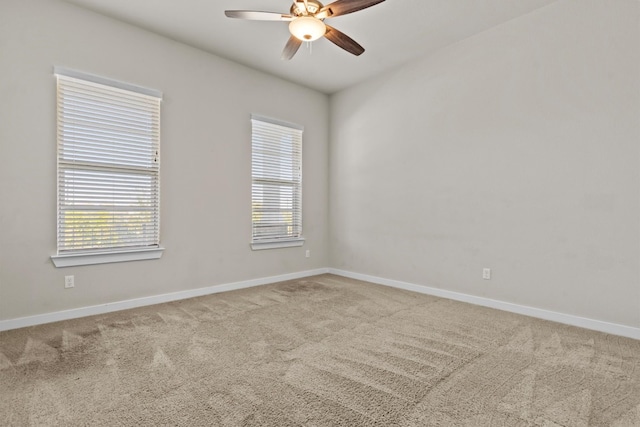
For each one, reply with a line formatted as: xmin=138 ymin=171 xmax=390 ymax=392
xmin=56 ymin=72 xmax=161 ymax=254
xmin=251 ymin=117 xmax=302 ymax=242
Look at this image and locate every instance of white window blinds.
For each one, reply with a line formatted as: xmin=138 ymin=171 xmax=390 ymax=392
xmin=55 ymin=69 xmax=162 ymax=254
xmin=251 ymin=115 xmax=303 ymax=246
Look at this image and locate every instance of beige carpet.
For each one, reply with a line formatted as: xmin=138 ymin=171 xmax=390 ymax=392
xmin=1 ymin=274 xmax=639 ymax=426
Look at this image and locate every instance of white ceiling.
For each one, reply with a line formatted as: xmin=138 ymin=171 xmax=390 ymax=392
xmin=62 ymin=0 xmax=558 ymax=94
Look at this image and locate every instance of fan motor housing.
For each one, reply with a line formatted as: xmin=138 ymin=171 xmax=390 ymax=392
xmin=290 ymin=1 xmax=324 ymax=16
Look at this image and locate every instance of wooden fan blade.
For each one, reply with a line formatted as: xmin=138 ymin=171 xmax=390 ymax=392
xmin=324 ymin=24 xmax=365 ymax=56
xmin=225 ymin=10 xmax=294 ymax=21
xmin=282 ymin=36 xmax=303 ymax=60
xmin=319 ymin=0 xmax=385 ymax=18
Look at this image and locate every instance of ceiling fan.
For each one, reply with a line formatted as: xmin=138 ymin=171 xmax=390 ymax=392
xmin=225 ymin=0 xmax=386 ymax=60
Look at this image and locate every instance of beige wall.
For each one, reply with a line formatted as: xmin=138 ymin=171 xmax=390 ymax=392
xmin=330 ymin=0 xmax=640 ymax=327
xmin=0 ymin=0 xmax=329 ymax=321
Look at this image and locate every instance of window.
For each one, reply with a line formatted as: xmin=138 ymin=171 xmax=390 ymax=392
xmin=51 ymin=68 xmax=163 ymax=267
xmin=251 ymin=115 xmax=304 ymax=250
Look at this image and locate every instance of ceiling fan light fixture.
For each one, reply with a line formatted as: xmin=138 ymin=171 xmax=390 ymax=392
xmin=289 ymin=16 xmax=326 ymax=42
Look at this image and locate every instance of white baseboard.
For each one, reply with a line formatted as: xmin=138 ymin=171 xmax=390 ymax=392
xmin=3 ymin=267 xmax=638 ymax=341
xmin=329 ymin=269 xmax=640 ymax=341
xmin=0 ymin=268 xmax=330 ymax=332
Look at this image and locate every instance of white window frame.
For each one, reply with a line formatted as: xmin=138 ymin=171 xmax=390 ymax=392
xmin=51 ymin=67 xmax=164 ymax=267
xmin=251 ymin=114 xmax=304 ymax=250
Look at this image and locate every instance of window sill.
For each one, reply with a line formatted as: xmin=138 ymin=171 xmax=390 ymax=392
xmin=51 ymin=247 xmax=164 ymax=268
xmin=251 ymin=238 xmax=305 ymax=251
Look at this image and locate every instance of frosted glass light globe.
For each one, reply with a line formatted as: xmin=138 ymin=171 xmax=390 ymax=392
xmin=289 ymin=16 xmax=326 ymax=42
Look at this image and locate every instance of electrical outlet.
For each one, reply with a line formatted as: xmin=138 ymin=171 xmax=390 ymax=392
xmin=305 ymin=250 xmax=311 ymax=258
xmin=482 ymin=268 xmax=491 ymax=280
xmin=64 ymin=275 xmax=75 ymax=288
